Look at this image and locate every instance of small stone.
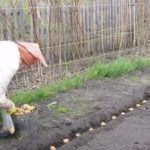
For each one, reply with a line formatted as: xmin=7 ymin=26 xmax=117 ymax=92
xmin=136 ymin=104 xmax=141 ymax=107
xmin=112 ymin=116 xmax=117 ymax=120
xmin=142 ymin=100 xmax=147 ymax=104
xmin=121 ymin=112 xmax=125 ymax=115
xmin=101 ymin=122 xmax=106 ymax=126
xmin=63 ymin=138 xmax=69 ymax=144
xmin=134 ymin=141 xmax=139 ymax=145
xmin=76 ymin=133 xmax=81 ymax=137
xmin=144 ymin=107 xmax=149 ymax=110
xmin=50 ymin=146 xmax=56 ymax=150
xmin=129 ymin=108 xmax=134 ymax=111
xmin=89 ymin=128 xmax=94 ymax=131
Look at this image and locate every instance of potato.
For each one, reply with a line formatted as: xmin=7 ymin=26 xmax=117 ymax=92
xmin=17 ymin=108 xmax=24 ymax=113
xmin=27 ymin=106 xmax=35 ymax=111
xmin=31 ymin=106 xmax=36 ymax=111
xmin=63 ymin=138 xmax=69 ymax=144
xmin=76 ymin=133 xmax=81 ymax=137
xmin=129 ymin=108 xmax=134 ymax=111
xmin=24 ymin=110 xmax=31 ymax=114
xmin=136 ymin=104 xmax=141 ymax=107
xmin=121 ymin=112 xmax=125 ymax=115
xmin=14 ymin=104 xmax=36 ymax=116
xmin=16 ymin=107 xmax=20 ymax=110
xmin=14 ymin=112 xmax=20 ymax=115
xmin=9 ymin=127 xmax=15 ymax=134
xmin=142 ymin=100 xmax=147 ymax=104
xmin=22 ymin=104 xmax=36 ymax=112
xmin=2 ymin=127 xmax=15 ymax=134
xmin=19 ymin=112 xmax=24 ymax=115
xmin=101 ymin=122 xmax=106 ymax=126
xmin=112 ymin=116 xmax=117 ymax=120
xmin=89 ymin=127 xmax=94 ymax=131
xmin=22 ymin=104 xmax=31 ymax=110
xmin=50 ymin=146 xmax=56 ymax=150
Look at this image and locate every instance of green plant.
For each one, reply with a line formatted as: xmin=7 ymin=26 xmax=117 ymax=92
xmin=10 ymin=57 xmax=150 ymax=104
xmin=56 ymin=106 xmax=70 ymax=113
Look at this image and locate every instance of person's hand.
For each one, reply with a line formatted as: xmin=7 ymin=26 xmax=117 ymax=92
xmin=7 ymin=103 xmax=16 ymax=115
xmin=0 ymin=101 xmax=12 ymax=110
xmin=0 ymin=100 xmax=16 ymax=114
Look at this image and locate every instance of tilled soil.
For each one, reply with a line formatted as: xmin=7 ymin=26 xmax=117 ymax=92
xmin=58 ymin=101 xmax=150 ymax=150
xmin=1 ymin=68 xmax=150 ymax=150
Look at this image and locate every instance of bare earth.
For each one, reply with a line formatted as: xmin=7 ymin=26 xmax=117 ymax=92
xmin=1 ymin=68 xmax=150 ymax=150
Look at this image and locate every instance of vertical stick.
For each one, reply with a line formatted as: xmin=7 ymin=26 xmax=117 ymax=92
xmin=101 ymin=0 xmax=105 ymax=56
xmin=5 ymin=3 xmax=11 ymax=40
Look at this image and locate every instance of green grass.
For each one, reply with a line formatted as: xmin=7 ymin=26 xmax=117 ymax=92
xmin=56 ymin=106 xmax=70 ymax=113
xmin=10 ymin=57 xmax=150 ymax=104
xmin=47 ymin=102 xmax=70 ymax=113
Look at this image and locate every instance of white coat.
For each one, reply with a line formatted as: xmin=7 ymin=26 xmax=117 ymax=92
xmin=0 ymin=41 xmax=20 ymax=104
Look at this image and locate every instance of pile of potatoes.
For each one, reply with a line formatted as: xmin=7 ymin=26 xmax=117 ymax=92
xmin=14 ymin=104 xmax=36 ymax=115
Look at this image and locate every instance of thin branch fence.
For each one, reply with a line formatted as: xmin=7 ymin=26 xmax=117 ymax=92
xmin=0 ymin=0 xmax=150 ymax=90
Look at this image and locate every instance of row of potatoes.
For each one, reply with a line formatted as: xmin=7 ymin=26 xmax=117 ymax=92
xmin=13 ymin=104 xmax=36 ymax=115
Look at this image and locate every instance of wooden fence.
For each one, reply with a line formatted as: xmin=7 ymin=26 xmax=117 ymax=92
xmin=0 ymin=0 xmax=150 ymax=89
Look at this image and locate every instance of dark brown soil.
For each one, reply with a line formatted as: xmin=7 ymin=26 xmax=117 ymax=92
xmin=58 ymin=101 xmax=150 ymax=150
xmin=1 ymin=68 xmax=150 ymax=150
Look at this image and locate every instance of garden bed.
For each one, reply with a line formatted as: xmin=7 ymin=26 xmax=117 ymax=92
xmin=1 ymin=67 xmax=150 ymax=149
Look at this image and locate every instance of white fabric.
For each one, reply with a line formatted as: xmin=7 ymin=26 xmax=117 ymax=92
xmin=0 ymin=41 xmax=20 ymax=104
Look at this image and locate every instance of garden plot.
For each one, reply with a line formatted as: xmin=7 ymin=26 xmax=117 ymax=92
xmin=58 ymin=101 xmax=150 ymax=150
xmin=1 ymin=68 xmax=150 ymax=150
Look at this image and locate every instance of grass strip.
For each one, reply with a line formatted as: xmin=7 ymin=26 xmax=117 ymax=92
xmin=10 ymin=57 xmax=150 ymax=104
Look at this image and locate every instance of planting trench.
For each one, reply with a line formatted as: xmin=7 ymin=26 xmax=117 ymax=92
xmin=1 ymin=68 xmax=150 ymax=150
xmin=58 ymin=100 xmax=150 ymax=150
